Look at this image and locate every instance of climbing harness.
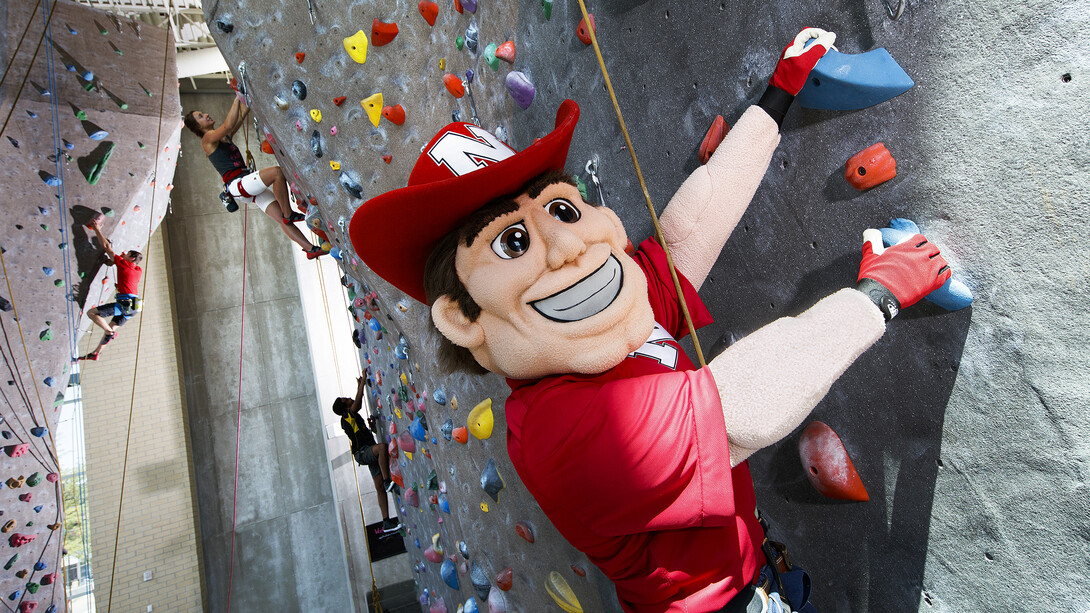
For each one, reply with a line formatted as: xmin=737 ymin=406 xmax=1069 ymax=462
xmin=574 ymin=0 xmax=706 ymax=366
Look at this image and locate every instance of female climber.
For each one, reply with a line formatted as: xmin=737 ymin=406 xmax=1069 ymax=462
xmin=183 ymin=97 xmax=324 ymax=259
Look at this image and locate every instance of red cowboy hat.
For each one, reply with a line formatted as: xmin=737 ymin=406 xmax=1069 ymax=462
xmin=350 ymin=100 xmax=580 ymax=304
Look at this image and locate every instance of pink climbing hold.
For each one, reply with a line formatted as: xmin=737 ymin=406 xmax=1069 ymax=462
xmin=399 ymin=431 xmax=416 ymax=453
xmin=18 ymin=493 xmax=32 ymax=502
xmin=9 ymin=533 xmax=35 ymax=547
xmin=424 ymin=545 xmax=444 ymax=563
xmin=5 ymin=443 xmax=29 ymax=457
xmin=487 ymin=586 xmax=507 ymax=613
xmin=798 ymin=421 xmax=869 ymax=501
xmin=46 ymin=472 xmax=59 ymax=483
xmin=18 ymin=603 xmax=37 ymax=613
xmin=429 ymin=597 xmax=448 ymax=613
xmin=404 ymin=487 xmax=420 ymax=507
xmin=41 ymin=573 xmax=58 ymax=585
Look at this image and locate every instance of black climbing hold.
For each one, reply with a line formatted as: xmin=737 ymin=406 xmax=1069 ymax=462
xmin=7 ymin=137 xmax=18 ymax=148
xmin=339 ymin=173 xmax=363 ymax=199
xmin=470 ymin=562 xmax=491 ymax=600
xmin=0 ymin=296 xmax=11 ymax=312
xmin=216 ymin=20 xmax=234 ymax=33
xmin=292 ymin=80 xmax=307 ymax=101
xmin=311 ymin=130 xmax=322 ymax=158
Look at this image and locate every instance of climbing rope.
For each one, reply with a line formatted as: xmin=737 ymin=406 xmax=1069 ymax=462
xmin=0 ymin=0 xmax=42 ymax=91
xmin=0 ymin=0 xmax=58 ymax=143
xmin=104 ymin=2 xmax=174 ymax=609
xmin=224 ymin=196 xmax=250 ymax=613
xmin=574 ymin=0 xmax=706 ymax=367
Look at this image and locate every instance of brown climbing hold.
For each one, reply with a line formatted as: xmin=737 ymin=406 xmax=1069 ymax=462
xmin=418 ymin=0 xmax=439 ymax=26
xmin=382 ymin=104 xmax=406 ymax=125
xmin=1 ymin=520 xmax=14 ymax=533
xmin=798 ymin=421 xmax=869 ymax=501
xmin=295 ymin=52 xmax=305 ymax=63
xmin=372 ymin=19 xmax=399 ymax=46
xmin=515 ymin=521 xmax=535 ymax=543
xmin=577 ymin=14 xmax=596 ymax=45
xmin=261 ymin=139 xmax=273 ymax=154
xmin=443 ymin=73 xmax=465 ymax=98
xmin=495 ymin=567 xmax=513 ymax=591
xmin=383 ymin=154 xmax=392 ymax=164
xmin=333 ymin=96 xmax=347 ymax=106
xmin=844 ymin=143 xmax=896 ymax=190
xmin=698 ymin=115 xmax=730 ymax=165
xmin=452 ymin=426 xmax=468 ymax=444
xmin=496 ymin=41 xmax=516 ymax=63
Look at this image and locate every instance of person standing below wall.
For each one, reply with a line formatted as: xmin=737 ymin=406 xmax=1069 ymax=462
xmin=80 ymin=218 xmax=143 ymax=361
xmin=333 ymin=376 xmax=401 ymax=533
xmin=183 ymin=97 xmax=325 ymax=259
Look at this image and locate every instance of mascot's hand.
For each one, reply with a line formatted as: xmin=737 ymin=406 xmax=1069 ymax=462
xmin=856 ymin=230 xmax=951 ymax=320
xmin=770 ymin=27 xmax=836 ymax=95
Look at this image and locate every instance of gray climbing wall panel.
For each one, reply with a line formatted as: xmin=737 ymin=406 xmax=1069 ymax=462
xmin=207 ymin=0 xmax=1089 ymax=611
xmin=0 ymin=0 xmax=181 ymax=611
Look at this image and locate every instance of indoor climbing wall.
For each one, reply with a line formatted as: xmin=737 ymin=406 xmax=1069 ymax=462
xmin=207 ymin=0 xmax=1089 ymax=611
xmin=0 ymin=0 xmax=180 ymax=611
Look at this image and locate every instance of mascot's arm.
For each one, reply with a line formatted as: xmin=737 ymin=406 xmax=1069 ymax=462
xmin=658 ymin=106 xmax=781 ymax=290
xmin=709 ymin=288 xmax=886 ymax=466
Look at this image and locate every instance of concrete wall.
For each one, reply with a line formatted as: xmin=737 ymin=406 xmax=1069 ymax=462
xmin=204 ymin=0 xmax=1090 ymax=611
xmin=0 ymin=0 xmax=179 ymax=610
xmin=170 ymin=90 xmax=353 ymax=612
xmin=80 ymin=226 xmax=203 ymax=612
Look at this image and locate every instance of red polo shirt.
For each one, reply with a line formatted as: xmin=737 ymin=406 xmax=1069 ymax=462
xmin=114 ymin=253 xmax=142 ymax=296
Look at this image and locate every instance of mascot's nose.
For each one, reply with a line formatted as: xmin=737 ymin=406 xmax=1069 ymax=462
xmin=541 ymin=222 xmax=586 ymax=270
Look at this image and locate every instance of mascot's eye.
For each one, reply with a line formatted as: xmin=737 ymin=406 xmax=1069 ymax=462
xmin=491 ymin=223 xmax=530 ymax=259
xmin=544 ymin=198 xmax=580 ymax=223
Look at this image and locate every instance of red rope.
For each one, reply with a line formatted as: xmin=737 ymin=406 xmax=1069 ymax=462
xmin=225 ymin=200 xmax=249 ymax=612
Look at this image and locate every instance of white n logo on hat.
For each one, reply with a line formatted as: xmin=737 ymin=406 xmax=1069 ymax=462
xmin=428 ymin=125 xmax=515 ymax=177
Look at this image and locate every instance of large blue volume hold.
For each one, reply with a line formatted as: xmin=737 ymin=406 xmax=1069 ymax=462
xmin=796 ymin=48 xmax=914 ymax=111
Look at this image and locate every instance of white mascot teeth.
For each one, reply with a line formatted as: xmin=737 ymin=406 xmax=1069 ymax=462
xmin=531 ymin=255 xmax=623 ymax=322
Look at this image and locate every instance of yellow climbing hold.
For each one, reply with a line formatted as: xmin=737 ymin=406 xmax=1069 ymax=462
xmin=432 ymin=533 xmax=443 ymax=550
xmin=439 ymin=57 xmax=446 ymax=70
xmin=468 ymin=398 xmax=493 ymax=440
xmin=480 ymin=502 xmax=489 ymax=512
xmin=400 ymin=373 xmax=409 ymax=386
xmin=310 ymin=109 xmax=322 ymax=123
xmin=343 ymin=30 xmax=368 ymax=64
xmin=330 ymin=161 xmax=341 ymax=170
xmin=451 ymin=396 xmax=458 ymax=411
xmin=545 ymin=571 xmax=584 ymax=613
xmin=405 ymin=451 xmax=413 ymax=461
xmin=361 ymin=93 xmax=384 ymax=127
xmin=395 ymin=407 xmax=402 ymax=419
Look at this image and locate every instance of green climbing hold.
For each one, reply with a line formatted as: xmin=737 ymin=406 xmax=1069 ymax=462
xmin=542 ymin=0 xmax=553 ymax=19
xmin=456 ymin=36 xmax=464 ymax=50
xmin=110 ymin=41 xmax=122 ymax=55
xmin=76 ymin=110 xmax=87 ymax=120
xmin=4 ymin=554 xmax=17 ymax=570
xmin=484 ymin=43 xmax=499 ymax=71
xmin=40 ymin=224 xmax=49 ymax=231
xmin=53 ymin=280 xmax=63 ymax=287
xmin=26 ymin=582 xmax=39 ymax=594
xmin=102 ymin=208 xmax=114 ymax=217
xmin=80 ymin=142 xmax=115 ymax=185
xmin=138 ymin=142 xmax=146 ymax=149
xmin=78 ymin=271 xmax=85 ymax=278
xmin=573 ymin=175 xmax=588 ymax=201
xmin=27 ymin=473 xmax=42 ymax=486
xmin=140 ymin=83 xmax=152 ymax=96
xmin=39 ymin=330 xmax=52 ymax=341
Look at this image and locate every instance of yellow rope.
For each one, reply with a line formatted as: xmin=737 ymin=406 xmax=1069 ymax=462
xmin=0 ymin=0 xmax=42 ymax=90
xmin=574 ymin=0 xmax=706 ymax=367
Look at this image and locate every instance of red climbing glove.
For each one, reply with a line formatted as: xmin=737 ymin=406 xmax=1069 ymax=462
xmin=769 ymin=28 xmax=837 ymax=95
xmin=856 ymin=230 xmax=951 ymax=320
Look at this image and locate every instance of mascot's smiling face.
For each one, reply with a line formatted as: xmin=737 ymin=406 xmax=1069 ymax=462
xmin=431 ymin=181 xmax=654 ymax=380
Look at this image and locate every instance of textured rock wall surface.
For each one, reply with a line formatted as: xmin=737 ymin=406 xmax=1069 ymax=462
xmin=0 ymin=0 xmax=180 ymax=610
xmin=207 ymin=0 xmax=1089 ymax=611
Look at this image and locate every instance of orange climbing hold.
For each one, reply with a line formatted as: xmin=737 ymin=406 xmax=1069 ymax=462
xmin=454 ymin=0 xmax=464 ymax=13
xmin=577 ymin=14 xmax=596 ymax=45
xmin=452 ymin=426 xmax=468 ymax=444
xmin=383 ymin=154 xmax=392 ymax=164
xmin=333 ymin=96 xmax=346 ymax=106
xmin=844 ymin=143 xmax=896 ymax=190
xmin=418 ymin=0 xmax=439 ymax=26
xmin=496 ymin=40 xmax=516 ymax=63
xmin=798 ymin=421 xmax=869 ymax=501
xmin=261 ymin=139 xmax=273 ymax=154
xmin=372 ymin=19 xmax=399 ymax=46
xmin=515 ymin=521 xmax=535 ymax=543
xmin=382 ymin=104 xmax=406 ymax=125
xmin=443 ymin=73 xmax=465 ymax=98
xmin=698 ymin=115 xmax=730 ymax=165
xmin=295 ymin=52 xmax=305 ymax=63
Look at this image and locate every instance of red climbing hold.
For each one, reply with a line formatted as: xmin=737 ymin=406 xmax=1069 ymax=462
xmin=798 ymin=421 xmax=869 ymax=501
xmin=698 ymin=115 xmax=730 ymax=165
xmin=8 ymin=533 xmax=35 ymax=547
xmin=261 ymin=139 xmax=273 ymax=154
xmin=495 ymin=567 xmax=513 ymax=591
xmin=515 ymin=521 xmax=535 ymax=543
xmin=17 ymin=603 xmax=37 ymax=613
xmin=418 ymin=0 xmax=439 ymax=26
xmin=333 ymin=96 xmax=347 ymax=106
xmin=496 ymin=41 xmax=516 ymax=63
xmin=454 ymin=0 xmax=464 ymax=13
xmin=295 ymin=52 xmax=305 ymax=63
xmin=844 ymin=143 xmax=897 ymax=190
xmin=5 ymin=443 xmax=29 ymax=457
xmin=443 ymin=73 xmax=465 ymax=98
xmin=383 ymin=154 xmax=393 ymax=164
xmin=372 ymin=19 xmax=399 ymax=46
xmin=571 ymin=564 xmax=587 ymax=577
xmin=382 ymin=104 xmax=406 ymax=125
xmin=577 ymin=14 xmax=596 ymax=45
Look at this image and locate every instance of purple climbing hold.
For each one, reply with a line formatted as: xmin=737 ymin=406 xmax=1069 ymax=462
xmin=505 ymin=72 xmax=535 ymax=109
xmin=441 ymin=559 xmax=459 ymax=589
xmin=33 ymin=562 xmax=46 ymax=571
xmin=480 ymin=458 xmax=505 ymax=502
xmin=463 ymin=0 xmax=478 ymax=12
xmin=465 ymin=69 xmax=475 ymax=84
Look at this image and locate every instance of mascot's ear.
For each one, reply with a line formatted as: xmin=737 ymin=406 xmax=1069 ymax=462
xmin=431 ymin=295 xmax=485 ymax=350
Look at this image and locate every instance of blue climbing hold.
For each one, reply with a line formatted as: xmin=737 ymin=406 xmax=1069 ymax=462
xmin=441 ymin=559 xmax=459 ymax=589
xmin=431 ymin=437 xmax=437 ymax=444
xmin=438 ymin=492 xmax=450 ymax=513
xmin=464 ymin=598 xmax=479 ymax=613
xmin=410 ymin=416 xmax=427 ymax=441
xmin=42 ymin=174 xmax=61 ymax=187
xmin=414 ymin=537 xmax=421 ymax=548
xmin=43 ymin=378 xmax=55 ymax=388
xmin=458 ymin=540 xmax=469 ymax=558
xmin=441 ymin=419 xmax=453 ymax=441
xmin=9 ymin=590 xmax=21 ymax=600
xmin=38 ymin=207 xmax=48 ymax=215
xmin=395 ymin=344 xmax=408 ymax=360
xmin=34 ymin=562 xmax=46 ymax=571
xmin=433 ymin=388 xmax=447 ymax=405
xmin=33 ymin=505 xmax=42 ymax=513
xmin=31 ymin=427 xmax=46 ymax=437
xmin=878 ymin=218 xmax=973 ymax=311
xmin=43 ymin=267 xmax=54 ymax=275
xmin=368 ymin=318 xmax=381 ymax=331
xmin=796 ymin=48 xmax=914 ymax=111
xmin=89 ymin=130 xmax=109 ymax=140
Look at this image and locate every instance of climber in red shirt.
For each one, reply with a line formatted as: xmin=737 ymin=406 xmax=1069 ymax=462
xmin=81 ymin=218 xmax=143 ymax=361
